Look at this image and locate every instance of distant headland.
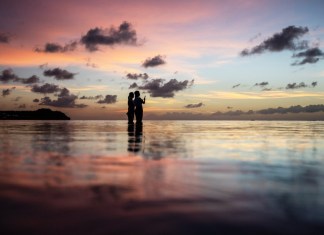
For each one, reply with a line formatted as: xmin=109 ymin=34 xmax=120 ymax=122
xmin=0 ymin=109 xmax=70 ymax=120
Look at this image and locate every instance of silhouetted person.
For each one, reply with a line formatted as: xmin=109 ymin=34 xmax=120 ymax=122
xmin=134 ymin=91 xmax=145 ymax=124
xmin=127 ymin=92 xmax=134 ymax=124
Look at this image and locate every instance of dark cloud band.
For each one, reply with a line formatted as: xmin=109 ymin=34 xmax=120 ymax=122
xmin=142 ymin=55 xmax=166 ymax=68
xmin=97 ymin=95 xmax=117 ymax=104
xmin=286 ymin=82 xmax=307 ymax=89
xmin=292 ymin=47 xmax=324 ymax=66
xmin=0 ymin=32 xmax=10 ymax=43
xmin=126 ymin=73 xmax=149 ymax=80
xmin=39 ymin=88 xmax=87 ymax=108
xmin=254 ymin=82 xmax=269 ymax=87
xmin=80 ymin=95 xmax=103 ymax=100
xmin=131 ymin=78 xmax=194 ymax=98
xmin=81 ymin=21 xmax=138 ymax=52
xmin=2 ymin=87 xmax=15 ymax=97
xmin=44 ymin=68 xmax=75 ymax=80
xmin=35 ymin=41 xmax=77 ymax=53
xmin=0 ymin=69 xmax=39 ymax=84
xmin=240 ymin=25 xmax=309 ymax=56
xmin=184 ymin=102 xmax=204 ymax=108
xmin=31 ymin=83 xmax=60 ymax=94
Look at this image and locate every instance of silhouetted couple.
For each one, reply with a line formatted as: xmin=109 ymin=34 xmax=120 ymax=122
xmin=127 ymin=90 xmax=145 ymax=125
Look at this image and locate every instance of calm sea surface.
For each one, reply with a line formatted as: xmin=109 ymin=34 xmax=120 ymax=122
xmin=1 ymin=120 xmax=324 ymax=234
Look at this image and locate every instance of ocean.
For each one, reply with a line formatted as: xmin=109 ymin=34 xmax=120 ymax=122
xmin=1 ymin=120 xmax=324 ymax=234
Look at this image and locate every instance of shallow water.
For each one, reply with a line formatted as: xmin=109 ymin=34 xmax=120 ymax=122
xmin=1 ymin=120 xmax=324 ymax=234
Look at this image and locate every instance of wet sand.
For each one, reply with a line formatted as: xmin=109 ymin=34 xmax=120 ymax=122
xmin=1 ymin=156 xmax=323 ymax=235
xmin=1 ymin=121 xmax=324 ymax=234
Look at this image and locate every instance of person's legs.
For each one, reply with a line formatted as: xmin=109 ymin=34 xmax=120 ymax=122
xmin=136 ymin=110 xmax=143 ymax=123
xmin=135 ymin=111 xmax=138 ymax=123
xmin=128 ymin=112 xmax=134 ymax=124
xmin=130 ymin=112 xmax=134 ymax=124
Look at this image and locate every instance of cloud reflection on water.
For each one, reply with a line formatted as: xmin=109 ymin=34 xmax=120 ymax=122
xmin=0 ymin=121 xmax=324 ymax=234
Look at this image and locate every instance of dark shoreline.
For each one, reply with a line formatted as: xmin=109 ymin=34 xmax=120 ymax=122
xmin=0 ymin=108 xmax=70 ymax=120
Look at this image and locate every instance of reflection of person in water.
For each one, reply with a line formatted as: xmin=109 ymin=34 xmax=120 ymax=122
xmin=127 ymin=124 xmax=135 ymax=152
xmin=127 ymin=92 xmax=134 ymax=124
xmin=127 ymin=123 xmax=143 ymax=153
xmin=134 ymin=91 xmax=145 ymax=124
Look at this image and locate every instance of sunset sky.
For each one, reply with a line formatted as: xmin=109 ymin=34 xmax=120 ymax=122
xmin=1 ymin=0 xmax=324 ymax=119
